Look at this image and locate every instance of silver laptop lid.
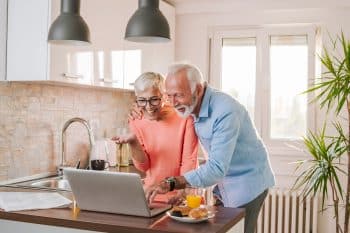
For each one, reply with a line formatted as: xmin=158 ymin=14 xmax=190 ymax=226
xmin=64 ymin=168 xmax=168 ymax=217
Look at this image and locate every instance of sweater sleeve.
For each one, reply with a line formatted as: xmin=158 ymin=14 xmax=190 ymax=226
xmin=128 ymin=120 xmax=150 ymax=172
xmin=180 ymin=117 xmax=199 ymax=175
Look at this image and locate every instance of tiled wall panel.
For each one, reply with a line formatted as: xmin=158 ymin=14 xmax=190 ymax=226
xmin=0 ymin=82 xmax=134 ymax=180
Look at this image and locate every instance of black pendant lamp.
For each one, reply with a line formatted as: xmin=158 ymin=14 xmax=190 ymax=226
xmin=125 ymin=0 xmax=170 ymax=43
xmin=48 ymin=0 xmax=90 ymax=45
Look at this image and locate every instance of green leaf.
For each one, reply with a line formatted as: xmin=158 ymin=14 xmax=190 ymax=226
xmin=307 ymin=32 xmax=350 ymax=115
xmin=293 ymin=123 xmax=346 ymax=210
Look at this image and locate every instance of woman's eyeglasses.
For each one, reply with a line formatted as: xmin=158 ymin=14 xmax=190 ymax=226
xmin=136 ymin=97 xmax=162 ymax=107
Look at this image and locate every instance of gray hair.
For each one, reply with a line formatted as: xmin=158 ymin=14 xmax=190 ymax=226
xmin=134 ymin=72 xmax=165 ymax=95
xmin=167 ymin=62 xmax=204 ymax=93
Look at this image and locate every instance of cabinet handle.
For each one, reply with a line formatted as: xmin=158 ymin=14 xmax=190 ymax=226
xmin=62 ymin=73 xmax=84 ymax=79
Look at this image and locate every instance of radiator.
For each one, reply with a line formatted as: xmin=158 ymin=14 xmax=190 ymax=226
xmin=256 ymin=189 xmax=319 ymax=233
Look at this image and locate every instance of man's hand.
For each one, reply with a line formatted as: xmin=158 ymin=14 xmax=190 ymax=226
xmin=168 ymin=190 xmax=185 ymax=205
xmin=128 ymin=102 xmax=143 ymax=121
xmin=145 ymin=181 xmax=170 ymax=204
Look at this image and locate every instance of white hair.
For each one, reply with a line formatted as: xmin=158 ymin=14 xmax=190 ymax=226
xmin=167 ymin=62 xmax=204 ymax=93
xmin=134 ymin=72 xmax=165 ymax=95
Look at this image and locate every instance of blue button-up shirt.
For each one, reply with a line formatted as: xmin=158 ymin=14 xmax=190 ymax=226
xmin=184 ymin=86 xmax=275 ymax=207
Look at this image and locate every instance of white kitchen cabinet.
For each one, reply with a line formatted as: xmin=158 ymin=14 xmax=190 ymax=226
xmin=0 ymin=0 xmax=7 ymax=81
xmin=5 ymin=0 xmax=175 ymax=89
xmin=6 ymin=0 xmax=91 ymax=83
xmin=6 ymin=0 xmax=50 ymax=82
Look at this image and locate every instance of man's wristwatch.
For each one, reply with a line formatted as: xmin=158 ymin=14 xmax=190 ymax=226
xmin=165 ymin=177 xmax=176 ymax=191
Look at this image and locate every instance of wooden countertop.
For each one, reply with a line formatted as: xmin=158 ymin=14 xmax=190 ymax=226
xmin=0 ymin=167 xmax=245 ymax=233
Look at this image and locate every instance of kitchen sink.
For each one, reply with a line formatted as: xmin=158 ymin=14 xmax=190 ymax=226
xmin=31 ymin=177 xmax=71 ymax=191
xmin=3 ymin=175 xmax=72 ymax=191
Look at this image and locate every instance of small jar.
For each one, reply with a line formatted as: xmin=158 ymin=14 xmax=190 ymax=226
xmin=116 ymin=143 xmax=130 ymax=167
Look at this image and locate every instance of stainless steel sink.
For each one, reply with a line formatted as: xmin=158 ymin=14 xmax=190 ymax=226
xmin=4 ymin=175 xmax=72 ymax=191
xmin=31 ymin=177 xmax=71 ymax=191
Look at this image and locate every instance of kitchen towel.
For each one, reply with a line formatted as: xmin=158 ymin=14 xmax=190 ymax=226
xmin=0 ymin=192 xmax=72 ymax=212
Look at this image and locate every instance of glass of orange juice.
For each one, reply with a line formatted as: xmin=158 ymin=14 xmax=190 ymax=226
xmin=185 ymin=188 xmax=203 ymax=208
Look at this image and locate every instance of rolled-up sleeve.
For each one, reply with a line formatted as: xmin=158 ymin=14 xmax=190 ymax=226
xmin=184 ymin=110 xmax=240 ymax=187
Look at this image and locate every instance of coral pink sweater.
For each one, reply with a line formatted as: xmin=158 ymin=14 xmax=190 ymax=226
xmin=129 ymin=106 xmax=198 ymax=189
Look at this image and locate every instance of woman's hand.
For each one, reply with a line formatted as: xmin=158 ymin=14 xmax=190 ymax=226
xmin=111 ymin=132 xmax=136 ymax=144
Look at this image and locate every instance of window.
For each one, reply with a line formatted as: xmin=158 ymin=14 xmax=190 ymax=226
xmin=211 ymin=26 xmax=316 ymax=153
xmin=269 ymin=35 xmax=308 ymax=139
xmin=221 ymin=37 xmax=256 ymax=119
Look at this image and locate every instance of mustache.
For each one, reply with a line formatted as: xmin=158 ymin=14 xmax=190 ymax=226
xmin=174 ymin=104 xmax=185 ymax=109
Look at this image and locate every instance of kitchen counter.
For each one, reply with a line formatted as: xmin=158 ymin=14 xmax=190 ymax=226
xmin=0 ymin=167 xmax=245 ymax=233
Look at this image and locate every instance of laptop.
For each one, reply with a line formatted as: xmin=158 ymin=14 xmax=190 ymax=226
xmin=63 ymin=168 xmax=171 ymax=217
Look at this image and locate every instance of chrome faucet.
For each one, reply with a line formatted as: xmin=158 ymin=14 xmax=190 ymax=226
xmin=58 ymin=117 xmax=95 ymax=175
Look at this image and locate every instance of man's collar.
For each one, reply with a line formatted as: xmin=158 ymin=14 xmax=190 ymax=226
xmin=194 ymin=85 xmax=212 ymax=121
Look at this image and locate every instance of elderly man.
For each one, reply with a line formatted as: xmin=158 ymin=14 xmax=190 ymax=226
xmin=145 ymin=63 xmax=275 ymax=233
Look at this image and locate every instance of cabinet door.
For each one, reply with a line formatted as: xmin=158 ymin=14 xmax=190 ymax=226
xmin=0 ymin=0 xmax=7 ymax=81
xmin=140 ymin=0 xmax=175 ymax=78
xmin=97 ymin=0 xmax=175 ymax=90
xmin=5 ymin=0 xmax=175 ymax=88
xmin=50 ymin=0 xmax=138 ymax=88
xmin=50 ymin=0 xmax=175 ymax=89
xmin=6 ymin=0 xmax=49 ymax=81
xmin=49 ymin=0 xmax=94 ymax=85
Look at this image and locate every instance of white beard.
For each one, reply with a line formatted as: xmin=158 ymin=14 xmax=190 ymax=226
xmin=175 ymin=94 xmax=198 ymax=118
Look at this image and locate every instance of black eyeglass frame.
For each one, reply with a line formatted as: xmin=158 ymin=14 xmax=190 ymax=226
xmin=136 ymin=97 xmax=162 ymax=107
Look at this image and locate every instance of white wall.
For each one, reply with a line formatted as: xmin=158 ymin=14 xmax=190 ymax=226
xmin=173 ymin=1 xmax=350 ymax=233
xmin=0 ymin=0 xmax=7 ymax=81
xmin=175 ymin=6 xmax=350 ymax=81
xmin=174 ymin=3 xmax=350 ymax=185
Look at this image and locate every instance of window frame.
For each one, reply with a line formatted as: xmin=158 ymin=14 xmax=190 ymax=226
xmin=210 ymin=25 xmax=317 ymax=156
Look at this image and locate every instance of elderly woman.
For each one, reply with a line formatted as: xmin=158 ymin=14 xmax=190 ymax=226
xmin=112 ymin=72 xmax=198 ymax=202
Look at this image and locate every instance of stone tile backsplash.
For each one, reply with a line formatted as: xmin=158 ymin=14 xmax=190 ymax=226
xmin=0 ymin=82 xmax=134 ymax=181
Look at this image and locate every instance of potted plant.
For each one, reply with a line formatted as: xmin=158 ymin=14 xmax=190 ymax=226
xmin=294 ymin=32 xmax=350 ymax=233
